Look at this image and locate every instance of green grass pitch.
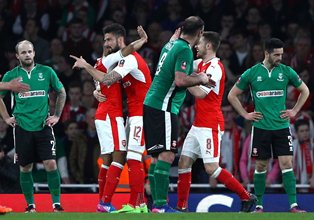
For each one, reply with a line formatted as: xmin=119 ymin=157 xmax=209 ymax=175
xmin=1 ymin=212 xmax=314 ymax=220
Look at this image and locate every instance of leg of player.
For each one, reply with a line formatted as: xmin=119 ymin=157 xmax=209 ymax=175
xmin=43 ymin=159 xmax=64 ymax=212
xmin=279 ymin=156 xmax=306 ymax=213
xmin=98 ymin=154 xmax=111 ymax=200
xmin=20 ymin=164 xmax=37 ymax=213
xmin=151 ymin=151 xmax=179 ymax=213
xmin=207 ymin=163 xmax=257 ymax=212
xmin=97 ymin=151 xmax=126 ymax=213
xmin=253 ymin=160 xmax=268 ymax=212
xmin=176 ymin=155 xmax=194 ymax=212
xmin=112 ymin=149 xmax=148 ymax=213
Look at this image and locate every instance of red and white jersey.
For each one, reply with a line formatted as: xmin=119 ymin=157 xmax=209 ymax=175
xmin=114 ymin=52 xmax=152 ymax=117
xmin=94 ymin=53 xmax=123 ymax=120
xmin=193 ymin=57 xmax=225 ymax=130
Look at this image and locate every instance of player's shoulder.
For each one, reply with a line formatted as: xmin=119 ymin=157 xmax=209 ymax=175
xmin=36 ymin=63 xmax=54 ymax=72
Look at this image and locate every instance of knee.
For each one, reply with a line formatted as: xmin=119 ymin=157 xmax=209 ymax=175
xmin=43 ymin=160 xmax=57 ymax=171
xmin=158 ymin=151 xmax=175 ymax=163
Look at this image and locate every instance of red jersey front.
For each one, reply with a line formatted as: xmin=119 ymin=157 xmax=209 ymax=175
xmin=94 ymin=57 xmax=123 ymax=120
xmin=193 ymin=57 xmax=225 ymax=130
xmin=113 ymin=52 xmax=152 ymax=117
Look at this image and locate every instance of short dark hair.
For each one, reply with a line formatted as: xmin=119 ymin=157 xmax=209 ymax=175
xmin=180 ymin=16 xmax=204 ymax=36
xmin=203 ymin=31 xmax=221 ymax=52
xmin=263 ymin=38 xmax=284 ymax=53
xmin=102 ymin=23 xmax=126 ymax=38
xmin=294 ymin=119 xmax=309 ymax=132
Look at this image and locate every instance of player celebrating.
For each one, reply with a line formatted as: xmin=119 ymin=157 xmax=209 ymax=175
xmin=176 ymin=31 xmax=256 ymax=212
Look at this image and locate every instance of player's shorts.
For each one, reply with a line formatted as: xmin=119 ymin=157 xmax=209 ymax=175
xmin=250 ymin=126 xmax=293 ymax=159
xmin=125 ymin=116 xmax=145 ymax=154
xmin=143 ymin=105 xmax=178 ymax=156
xmin=14 ymin=125 xmax=56 ymax=166
xmin=181 ymin=125 xmax=223 ymax=164
xmin=95 ymin=115 xmax=127 ymax=155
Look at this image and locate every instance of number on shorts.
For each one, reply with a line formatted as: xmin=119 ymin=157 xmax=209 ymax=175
xmin=133 ymin=126 xmax=142 ymax=140
xmin=206 ymin=138 xmax=211 ymax=154
xmin=51 ymin=140 xmax=56 ymax=155
xmin=288 ymin=135 xmax=293 ymax=146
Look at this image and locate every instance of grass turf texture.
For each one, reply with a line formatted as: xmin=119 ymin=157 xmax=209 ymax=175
xmin=1 ymin=212 xmax=314 ymax=220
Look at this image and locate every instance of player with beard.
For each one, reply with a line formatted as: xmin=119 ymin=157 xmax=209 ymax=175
xmin=70 ymin=24 xmax=151 ymax=213
xmin=0 ymin=40 xmax=66 ymax=212
xmin=228 ymin=38 xmax=309 ymax=213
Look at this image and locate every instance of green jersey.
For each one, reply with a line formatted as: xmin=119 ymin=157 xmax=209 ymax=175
xmin=236 ymin=63 xmax=302 ymax=130
xmin=0 ymin=64 xmax=64 ymax=131
xmin=144 ymin=38 xmax=193 ymax=115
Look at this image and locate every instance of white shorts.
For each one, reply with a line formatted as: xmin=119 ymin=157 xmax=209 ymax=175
xmin=95 ymin=115 xmax=127 ymax=154
xmin=125 ymin=116 xmax=145 ymax=154
xmin=181 ymin=125 xmax=223 ymax=164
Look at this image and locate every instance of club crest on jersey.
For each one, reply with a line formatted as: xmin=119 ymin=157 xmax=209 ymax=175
xmin=38 ymin=72 xmax=45 ymax=81
xmin=257 ymin=76 xmax=262 ymax=81
xmin=277 ymin=73 xmax=284 ymax=81
xmin=118 ymin=59 xmax=125 ymax=67
xmin=181 ymin=61 xmax=187 ymax=70
xmin=122 ymin=140 xmax=127 ymax=147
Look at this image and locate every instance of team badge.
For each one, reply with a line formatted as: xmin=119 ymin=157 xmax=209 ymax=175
xmin=277 ymin=73 xmax=284 ymax=81
xmin=118 ymin=59 xmax=125 ymax=67
xmin=181 ymin=61 xmax=187 ymax=70
xmin=122 ymin=140 xmax=127 ymax=147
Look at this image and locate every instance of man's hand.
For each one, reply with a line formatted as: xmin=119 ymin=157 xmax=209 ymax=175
xmin=4 ymin=116 xmax=16 ymax=127
xmin=170 ymin=27 xmax=181 ymax=41
xmin=137 ymin=25 xmax=148 ymax=43
xmin=69 ymin=55 xmax=88 ymax=69
xmin=46 ymin=115 xmax=60 ymax=126
xmin=244 ymin=111 xmax=263 ymax=121
xmin=280 ymin=109 xmax=297 ymax=120
xmin=93 ymin=90 xmax=107 ymax=102
xmin=7 ymin=78 xmax=30 ymax=92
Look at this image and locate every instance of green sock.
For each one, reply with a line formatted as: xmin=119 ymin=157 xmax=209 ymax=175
xmin=47 ymin=169 xmax=61 ymax=204
xmin=154 ymin=160 xmax=171 ymax=207
xmin=282 ymin=169 xmax=297 ymax=206
xmin=253 ymin=171 xmax=266 ymax=206
xmin=20 ymin=171 xmax=34 ymax=205
xmin=148 ymin=163 xmax=156 ymax=203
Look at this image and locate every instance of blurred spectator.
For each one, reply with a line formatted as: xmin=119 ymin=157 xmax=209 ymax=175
xmin=44 ymin=38 xmax=65 ymax=71
xmin=244 ymin=7 xmax=262 ymax=38
xmin=62 ymin=18 xmax=92 ymax=61
xmin=194 ymin=0 xmax=223 ymax=31
xmin=12 ymin=0 xmax=50 ymax=39
xmin=0 ymin=144 xmax=20 ymax=193
xmin=245 ymin=41 xmax=264 ymax=68
xmin=229 ymin=28 xmax=250 ymax=76
xmin=22 ymin=18 xmax=50 ymax=63
xmin=90 ymin=34 xmax=104 ymax=64
xmin=55 ymin=56 xmax=80 ymax=91
xmin=220 ymin=104 xmax=243 ymax=180
xmin=81 ymin=80 xmax=98 ymax=109
xmin=219 ymin=12 xmax=236 ymax=40
xmin=293 ymin=119 xmax=314 ymax=192
xmin=0 ymin=117 xmax=13 ymax=158
xmin=83 ymin=108 xmax=99 ymax=183
xmin=61 ymin=82 xmax=87 ymax=130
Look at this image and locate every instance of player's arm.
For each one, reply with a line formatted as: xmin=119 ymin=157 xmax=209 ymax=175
xmin=0 ymin=95 xmax=15 ymax=127
xmin=46 ymin=87 xmax=66 ymax=126
xmin=0 ymin=78 xmax=29 ymax=92
xmin=188 ymin=86 xmax=207 ymax=99
xmin=120 ymin=25 xmax=148 ymax=57
xmin=228 ymin=85 xmax=263 ymax=121
xmin=280 ymin=82 xmax=310 ymax=120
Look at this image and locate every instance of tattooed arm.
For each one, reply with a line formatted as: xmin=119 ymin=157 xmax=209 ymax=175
xmin=46 ymin=87 xmax=66 ymax=126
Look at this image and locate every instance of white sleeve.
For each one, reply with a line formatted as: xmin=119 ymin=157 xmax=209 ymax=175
xmin=102 ymin=50 xmax=123 ymax=70
xmin=113 ymin=55 xmax=138 ymax=78
xmin=193 ymin=59 xmax=202 ymax=72
xmin=199 ymin=63 xmax=223 ymax=94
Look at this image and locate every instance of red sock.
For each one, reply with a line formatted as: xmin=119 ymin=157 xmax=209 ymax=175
xmin=216 ymin=168 xmax=250 ymax=200
xmin=128 ymin=159 xmax=144 ymax=206
xmin=177 ymin=171 xmax=191 ymax=209
xmin=98 ymin=166 xmax=108 ymax=200
xmin=102 ymin=163 xmax=123 ymax=203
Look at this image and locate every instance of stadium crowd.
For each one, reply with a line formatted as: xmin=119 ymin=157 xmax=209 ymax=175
xmin=0 ymin=0 xmax=314 ymax=195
